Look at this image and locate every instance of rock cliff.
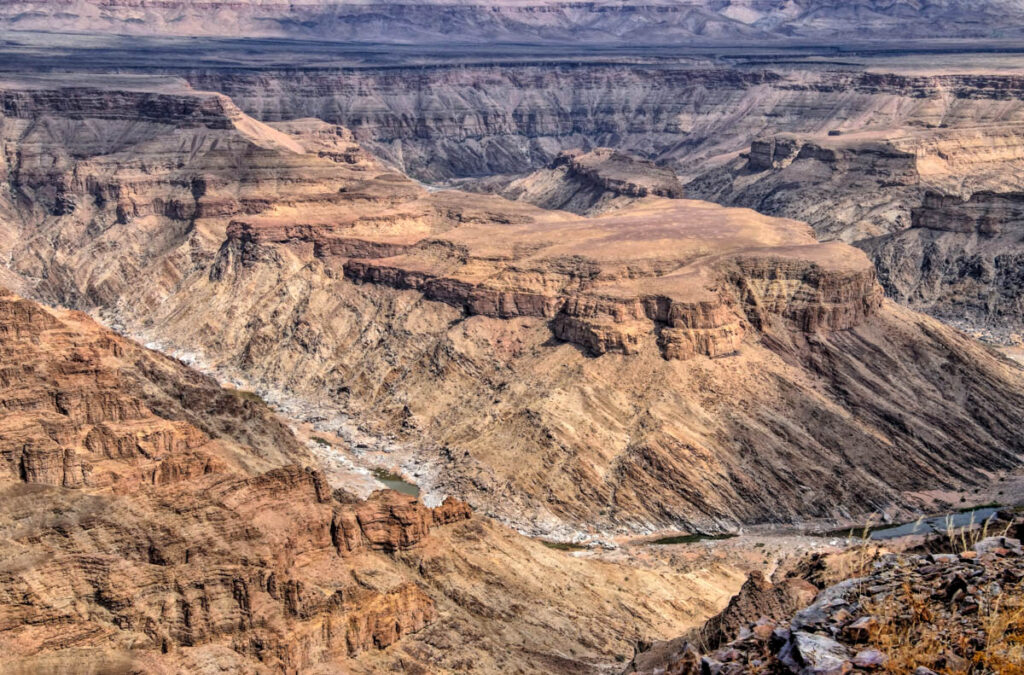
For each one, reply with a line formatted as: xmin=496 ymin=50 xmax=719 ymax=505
xmin=859 ymin=190 xmax=1024 ymax=334
xmin=0 ymin=287 xmax=452 ymax=672
xmin=687 ymin=124 xmax=1024 ymax=331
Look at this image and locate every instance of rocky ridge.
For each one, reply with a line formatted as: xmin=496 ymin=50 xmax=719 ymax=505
xmin=6 ymin=1 xmax=1024 ymax=44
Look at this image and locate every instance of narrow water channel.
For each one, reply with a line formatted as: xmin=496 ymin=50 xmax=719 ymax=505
xmin=372 ymin=468 xmax=420 ymax=497
xmin=864 ymin=507 xmax=1001 ymax=540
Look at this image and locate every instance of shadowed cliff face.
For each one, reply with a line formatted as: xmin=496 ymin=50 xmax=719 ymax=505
xmin=175 ymin=65 xmax=1024 ymax=183
xmin=2 ymin=78 xmax=1022 ymax=537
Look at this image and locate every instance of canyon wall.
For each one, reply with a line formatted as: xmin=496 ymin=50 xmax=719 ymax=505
xmin=687 ymin=125 xmax=1024 ymax=332
xmin=173 ymin=66 xmax=1024 ymax=184
xmin=0 ymin=286 xmax=452 ymax=672
xmin=2 ymin=79 xmax=1022 ymax=535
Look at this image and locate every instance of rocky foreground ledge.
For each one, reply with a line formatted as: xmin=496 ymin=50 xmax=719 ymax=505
xmin=628 ymin=518 xmax=1024 ymax=675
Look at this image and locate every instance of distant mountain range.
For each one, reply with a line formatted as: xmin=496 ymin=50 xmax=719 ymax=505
xmin=5 ymin=0 xmax=1024 ymax=44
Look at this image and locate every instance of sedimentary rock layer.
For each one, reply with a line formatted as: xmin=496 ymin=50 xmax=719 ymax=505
xmin=338 ymin=199 xmax=884 ymax=360
xmin=0 ymin=287 xmax=457 ymax=672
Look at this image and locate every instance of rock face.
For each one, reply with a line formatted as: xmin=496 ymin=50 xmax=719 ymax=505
xmin=688 ymin=125 xmax=1024 ymax=332
xmin=859 ymin=190 xmax=1024 ymax=333
xmin=338 ymin=196 xmax=882 ymax=361
xmin=5 ymin=1 xmax=1024 ymax=44
xmin=3 ymin=78 xmax=1024 ymax=536
xmin=0 ymin=287 xmax=457 ymax=672
xmin=0 ymin=287 xmax=308 ymax=488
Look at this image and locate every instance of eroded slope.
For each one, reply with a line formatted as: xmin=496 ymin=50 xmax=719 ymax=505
xmin=0 ymin=287 xmax=748 ymax=673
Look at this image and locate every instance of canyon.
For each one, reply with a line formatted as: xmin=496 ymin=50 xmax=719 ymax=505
xmin=0 ymin=288 xmax=751 ymax=673
xmin=1 ymin=15 xmax=1024 ymax=673
xmin=6 ymin=31 xmax=1024 ymax=333
xmin=1 ymin=75 xmax=1022 ymax=536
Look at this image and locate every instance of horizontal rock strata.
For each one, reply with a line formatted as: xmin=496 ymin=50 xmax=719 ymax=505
xmin=0 ymin=287 xmax=481 ymax=673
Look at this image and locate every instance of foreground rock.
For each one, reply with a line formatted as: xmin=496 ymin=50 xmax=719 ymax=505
xmin=628 ymin=525 xmax=1024 ymax=674
xmin=3 ymin=77 xmax=1024 ymax=534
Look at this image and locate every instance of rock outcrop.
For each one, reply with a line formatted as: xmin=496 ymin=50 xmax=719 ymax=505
xmin=688 ymin=125 xmax=1024 ymax=332
xmin=627 ymin=526 xmax=1024 ymax=675
xmin=490 ymin=148 xmax=685 ymax=215
xmin=0 ymin=287 xmax=308 ymax=487
xmin=0 ymin=288 xmax=467 ymax=672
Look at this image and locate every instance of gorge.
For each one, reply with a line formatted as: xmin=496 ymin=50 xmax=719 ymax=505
xmin=1 ymin=6 xmax=1024 ymax=673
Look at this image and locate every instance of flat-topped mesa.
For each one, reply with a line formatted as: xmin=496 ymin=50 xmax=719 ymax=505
xmin=554 ymin=148 xmax=685 ymax=199
xmin=343 ymin=199 xmax=884 ymax=360
xmin=912 ymin=190 xmax=1024 ymax=234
